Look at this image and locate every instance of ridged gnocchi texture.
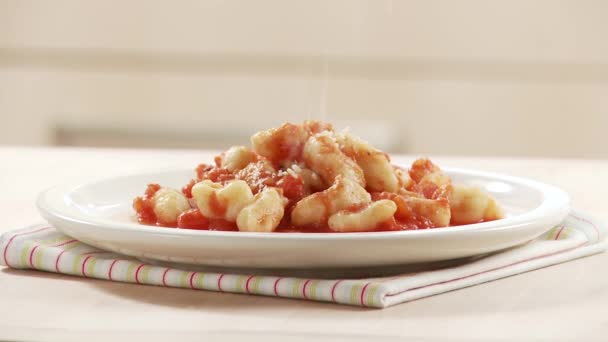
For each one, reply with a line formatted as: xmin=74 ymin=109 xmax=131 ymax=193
xmin=191 ymin=180 xmax=254 ymax=221
xmin=449 ymin=184 xmax=504 ymax=225
xmin=408 ymin=158 xmax=452 ymax=200
xmin=235 ymin=159 xmax=277 ymax=193
xmin=303 ymin=132 xmax=366 ymax=187
xmin=250 ymin=123 xmax=311 ymax=166
xmin=220 ymin=146 xmax=257 ymax=172
xmin=406 ymin=197 xmax=451 ymax=227
xmin=328 ymin=200 xmax=397 ymax=232
xmin=394 ymin=167 xmax=413 ymax=190
xmin=337 ymin=132 xmax=399 ymax=192
xmin=291 ymin=176 xmax=371 ymax=226
xmin=289 ymin=164 xmax=327 ymax=193
xmin=152 ymin=188 xmax=191 ymax=225
xmin=236 ymin=187 xmax=287 ymax=232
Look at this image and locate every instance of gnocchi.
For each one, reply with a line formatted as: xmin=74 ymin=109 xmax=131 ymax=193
xmin=449 ymin=184 xmax=504 ymax=225
xmin=133 ymin=121 xmax=504 ymax=232
xmin=191 ymin=180 xmax=254 ymax=221
xmin=303 ymin=132 xmax=366 ymax=187
xmin=337 ymin=132 xmax=398 ymax=192
xmin=237 ymin=187 xmax=287 ymax=232
xmin=328 ymin=200 xmax=397 ymax=232
xmin=291 ymin=176 xmax=371 ymax=227
xmin=220 ymin=146 xmax=257 ymax=172
xmin=152 ymin=187 xmax=191 ymax=225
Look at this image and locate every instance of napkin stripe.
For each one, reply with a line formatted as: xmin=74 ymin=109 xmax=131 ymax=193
xmin=134 ymin=264 xmax=146 ymax=284
xmin=292 ymin=279 xmax=304 ymax=298
xmin=235 ymin=275 xmax=245 ymax=292
xmin=126 ymin=262 xmax=138 ymax=283
xmin=385 ymin=241 xmax=587 ymax=298
xmin=161 ymin=267 xmax=171 ymax=286
xmin=367 ymin=284 xmax=379 ymax=307
xmin=81 ymin=256 xmax=93 ymax=277
xmin=188 ymin=272 xmax=197 ymax=289
xmin=28 ymin=245 xmax=40 ymax=268
xmin=245 ymin=275 xmax=255 ymax=294
xmin=308 ymin=280 xmax=319 ymax=300
xmin=350 ymin=284 xmax=362 ymax=304
xmin=554 ymin=226 xmax=566 ymax=240
xmin=178 ymin=270 xmax=190 ymax=288
xmin=302 ymin=279 xmax=312 ymax=299
xmin=2 ymin=226 xmax=51 ymax=268
xmin=55 ymin=239 xmax=78 ymax=247
xmin=107 ymin=260 xmax=119 ymax=280
xmin=360 ymin=282 xmax=371 ymax=307
xmin=55 ymin=243 xmax=80 ymax=273
xmin=331 ymin=280 xmax=342 ymax=302
xmin=251 ymin=277 xmax=262 ymax=293
xmin=217 ymin=274 xmax=226 ymax=292
xmin=196 ymin=273 xmax=206 ymax=289
xmin=81 ymin=251 xmax=108 ymax=278
xmin=273 ymin=277 xmax=282 ymax=296
xmin=571 ymin=213 xmax=600 ymax=242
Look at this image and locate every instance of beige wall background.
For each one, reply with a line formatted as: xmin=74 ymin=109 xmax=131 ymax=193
xmin=1 ymin=0 xmax=607 ymax=157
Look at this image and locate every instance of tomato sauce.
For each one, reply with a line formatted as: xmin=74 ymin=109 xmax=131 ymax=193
xmin=208 ymin=192 xmax=227 ymax=217
xmin=181 ymin=179 xmax=196 ymax=198
xmin=133 ymin=184 xmax=161 ymax=225
xmin=177 ymin=209 xmax=209 ymax=229
xmin=196 ymin=164 xmax=235 ymax=184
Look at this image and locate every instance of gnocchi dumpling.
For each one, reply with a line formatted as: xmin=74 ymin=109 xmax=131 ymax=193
xmin=328 ymin=200 xmax=397 ymax=232
xmin=303 ymin=132 xmax=366 ymax=187
xmin=291 ymin=176 xmax=371 ymax=226
xmin=408 ymin=158 xmax=452 ymax=200
xmin=236 ymin=187 xmax=287 ymax=232
xmin=337 ymin=132 xmax=399 ymax=193
xmin=394 ymin=167 xmax=413 ymax=190
xmin=288 ymin=164 xmax=327 ymax=193
xmin=152 ymin=187 xmax=191 ymax=225
xmin=191 ymin=180 xmax=254 ymax=221
xmin=220 ymin=146 xmax=257 ymax=172
xmin=449 ymin=184 xmax=503 ymax=225
xmin=407 ymin=197 xmax=451 ymax=227
xmin=251 ymin=123 xmax=310 ymax=166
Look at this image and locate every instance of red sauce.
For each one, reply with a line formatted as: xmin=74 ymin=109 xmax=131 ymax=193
xmin=181 ymin=179 xmax=196 ymax=198
xmin=371 ymin=192 xmax=436 ymax=230
xmin=207 ymin=219 xmax=239 ymax=231
xmin=276 ymin=174 xmax=305 ymax=201
xmin=208 ymin=192 xmax=227 ymax=217
xmin=408 ymin=158 xmax=437 ymax=183
xmin=177 ymin=209 xmax=209 ymax=230
xmin=196 ymin=164 xmax=235 ymax=184
xmin=263 ymin=123 xmax=310 ymax=167
xmin=235 ymin=159 xmax=283 ymax=194
xmin=133 ymin=184 xmax=161 ymax=225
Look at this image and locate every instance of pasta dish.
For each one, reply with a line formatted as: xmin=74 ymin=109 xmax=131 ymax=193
xmin=133 ymin=121 xmax=503 ymax=232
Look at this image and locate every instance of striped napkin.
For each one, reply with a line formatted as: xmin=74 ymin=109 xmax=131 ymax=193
xmin=1 ymin=211 xmax=605 ymax=308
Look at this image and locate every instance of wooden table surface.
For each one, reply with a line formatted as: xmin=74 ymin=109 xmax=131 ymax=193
xmin=1 ymin=147 xmax=607 ymax=342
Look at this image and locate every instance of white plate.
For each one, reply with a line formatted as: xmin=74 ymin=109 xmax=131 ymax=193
xmin=37 ymin=168 xmax=570 ymax=269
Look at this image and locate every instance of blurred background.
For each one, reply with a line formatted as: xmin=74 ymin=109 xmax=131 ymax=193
xmin=1 ymin=0 xmax=607 ymax=157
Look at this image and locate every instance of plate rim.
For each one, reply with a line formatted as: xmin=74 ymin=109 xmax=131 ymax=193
xmin=37 ymin=167 xmax=570 ymax=241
